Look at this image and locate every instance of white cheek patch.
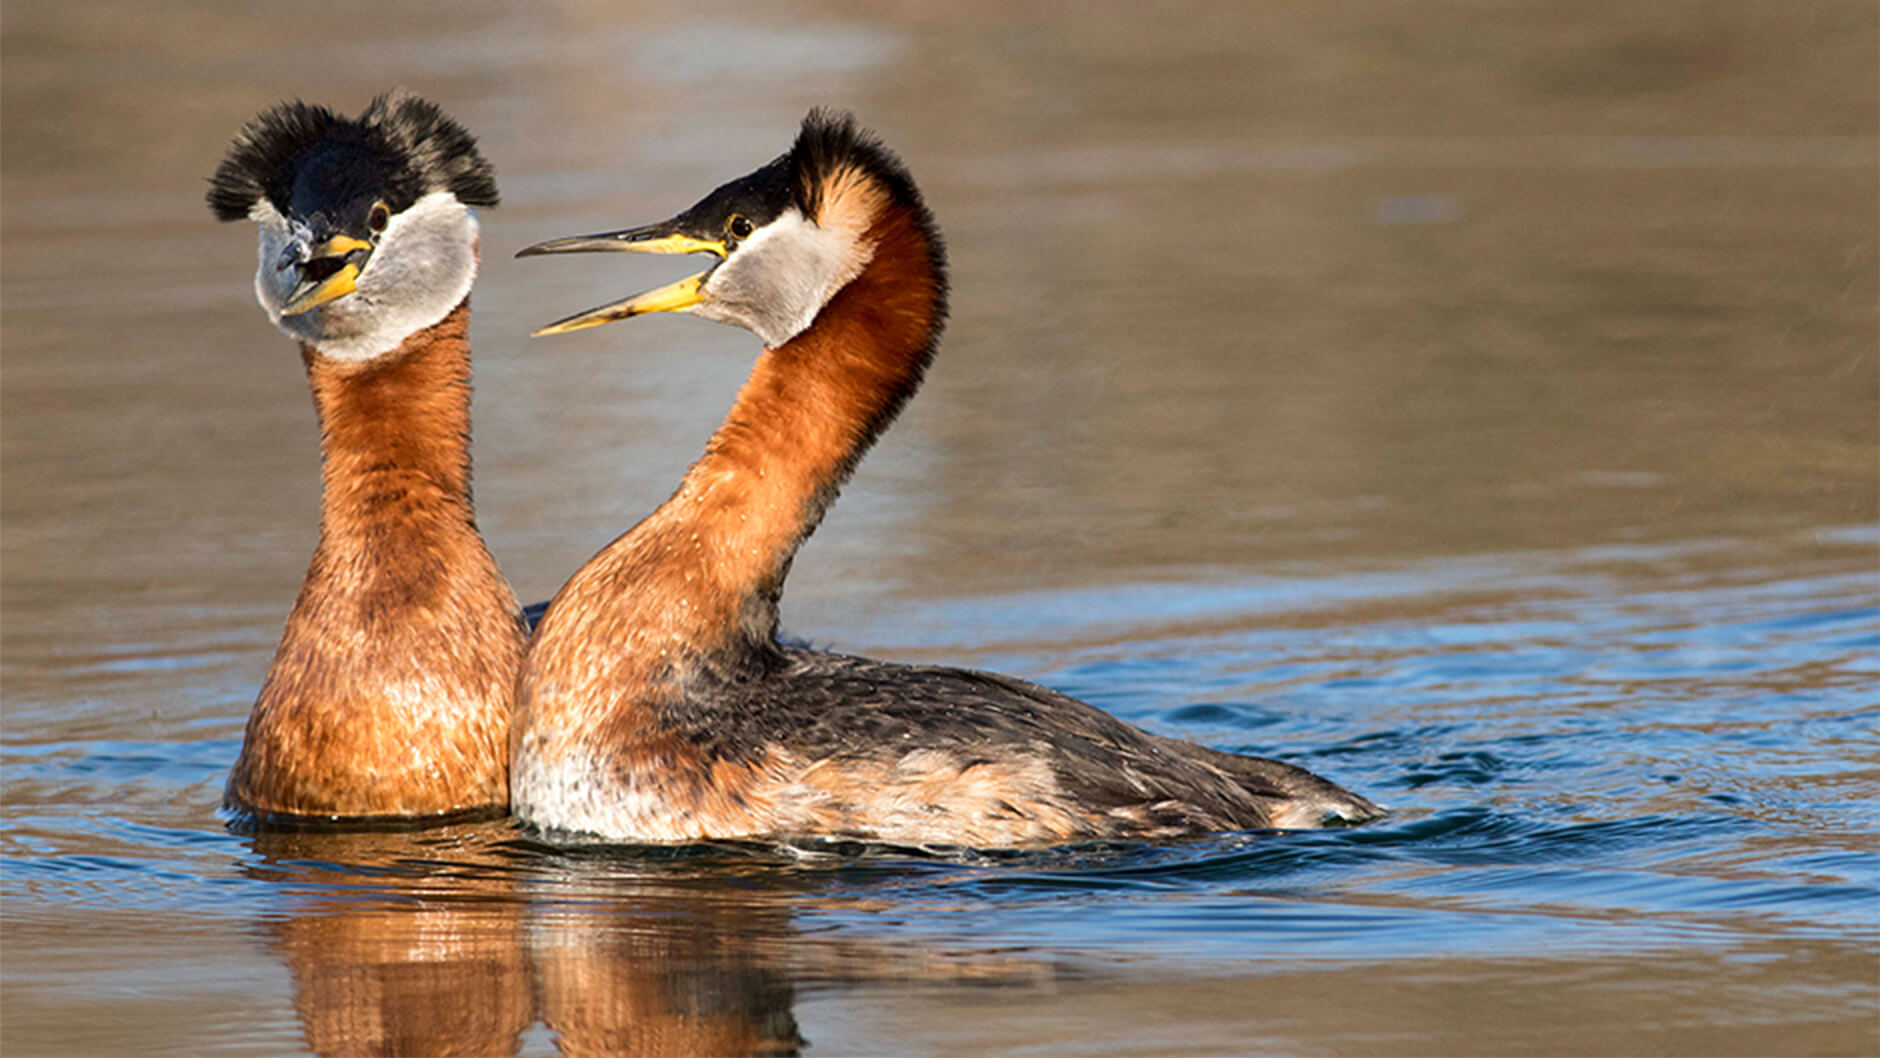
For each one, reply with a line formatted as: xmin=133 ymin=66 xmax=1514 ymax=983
xmin=695 ymin=207 xmax=872 ymax=348
xmin=251 ymin=191 xmax=479 ymax=361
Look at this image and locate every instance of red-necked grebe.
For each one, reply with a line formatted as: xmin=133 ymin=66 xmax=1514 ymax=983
xmin=512 ymin=109 xmax=1381 ymax=846
xmin=209 ymin=92 xmax=526 ymax=822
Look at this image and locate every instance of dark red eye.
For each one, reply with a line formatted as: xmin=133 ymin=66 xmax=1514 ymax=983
xmin=368 ymin=202 xmax=391 ymax=234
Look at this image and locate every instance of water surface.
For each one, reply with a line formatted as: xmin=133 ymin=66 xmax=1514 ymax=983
xmin=4 ymin=2 xmax=1876 ymax=1054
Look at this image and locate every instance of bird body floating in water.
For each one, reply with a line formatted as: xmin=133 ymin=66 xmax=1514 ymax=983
xmin=515 ymin=109 xmax=1382 ymax=847
xmin=208 ymin=91 xmax=526 ymax=823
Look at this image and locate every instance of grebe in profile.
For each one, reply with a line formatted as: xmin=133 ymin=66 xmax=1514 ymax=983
xmin=513 ymin=110 xmax=1380 ymax=846
xmin=208 ymin=92 xmax=527 ymax=821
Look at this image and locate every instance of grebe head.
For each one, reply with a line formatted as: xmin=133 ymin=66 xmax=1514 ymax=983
xmin=518 ymin=108 xmax=942 ymax=348
xmin=208 ymin=91 xmax=499 ymax=361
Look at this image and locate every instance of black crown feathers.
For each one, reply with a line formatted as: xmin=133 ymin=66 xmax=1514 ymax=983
xmin=207 ymin=90 xmax=498 ymax=222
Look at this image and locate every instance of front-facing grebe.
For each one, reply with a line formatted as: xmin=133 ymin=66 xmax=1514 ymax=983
xmin=512 ymin=110 xmax=1381 ymax=846
xmin=208 ymin=92 xmax=527 ymax=821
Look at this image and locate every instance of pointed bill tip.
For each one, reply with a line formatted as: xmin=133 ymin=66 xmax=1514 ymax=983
xmin=530 ymin=313 xmax=614 ymax=338
xmin=526 ymin=271 xmax=709 ymax=338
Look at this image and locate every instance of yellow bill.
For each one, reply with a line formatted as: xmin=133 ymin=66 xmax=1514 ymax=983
xmin=531 ymin=271 xmax=707 ymax=337
xmin=518 ymin=221 xmax=729 ymax=337
xmin=278 ymin=235 xmax=374 ymax=316
xmin=279 ymin=261 xmax=361 ymax=316
xmin=312 ymin=234 xmax=373 ymax=257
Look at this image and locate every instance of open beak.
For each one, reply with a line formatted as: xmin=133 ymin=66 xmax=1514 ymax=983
xmin=278 ymin=235 xmax=374 ymax=316
xmin=516 ymin=223 xmax=727 ymax=337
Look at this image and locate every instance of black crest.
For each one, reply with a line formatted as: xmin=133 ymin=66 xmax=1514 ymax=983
xmin=207 ymin=90 xmax=498 ymax=222
xmin=787 ymin=108 xmax=924 ymax=226
xmin=786 ymin=106 xmax=946 ymax=316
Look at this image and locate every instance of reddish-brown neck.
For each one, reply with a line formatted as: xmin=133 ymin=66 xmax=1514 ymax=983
xmin=678 ymin=201 xmax=941 ymax=637
xmin=230 ymin=298 xmax=525 ymax=819
xmin=305 ymin=301 xmax=477 ymax=546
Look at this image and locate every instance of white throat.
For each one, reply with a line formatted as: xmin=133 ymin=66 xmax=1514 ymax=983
xmin=252 ymin=191 xmax=479 ymax=361
xmin=692 ymin=207 xmax=872 ymax=348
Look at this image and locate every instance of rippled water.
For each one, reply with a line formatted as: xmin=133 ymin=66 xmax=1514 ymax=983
xmin=8 ymin=539 xmax=1876 ymax=1054
xmin=4 ymin=2 xmax=1877 ymax=1055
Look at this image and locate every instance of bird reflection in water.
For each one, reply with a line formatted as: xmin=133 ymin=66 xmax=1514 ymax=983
xmin=526 ymin=860 xmax=803 ymax=1057
xmin=242 ymin=823 xmax=802 ymax=1057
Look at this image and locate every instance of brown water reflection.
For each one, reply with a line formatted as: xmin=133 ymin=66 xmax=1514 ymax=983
xmin=247 ymin=826 xmax=805 ymax=1057
xmin=247 ymin=829 xmax=536 ymax=1057
xmin=230 ymin=811 xmax=1880 ymax=1058
xmin=245 ymin=826 xmax=1085 ymax=1057
xmin=3 ymin=1 xmax=1876 ymax=1055
xmin=530 ymin=914 xmax=800 ymax=1057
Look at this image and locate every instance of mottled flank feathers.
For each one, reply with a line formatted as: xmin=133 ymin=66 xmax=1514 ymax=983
xmin=693 ymin=648 xmax=1384 ymax=843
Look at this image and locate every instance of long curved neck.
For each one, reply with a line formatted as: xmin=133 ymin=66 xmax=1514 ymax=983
xmin=679 ymin=204 xmax=941 ymax=642
xmin=549 ymin=205 xmax=942 ymax=671
xmin=306 ymin=301 xmax=478 ymax=561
